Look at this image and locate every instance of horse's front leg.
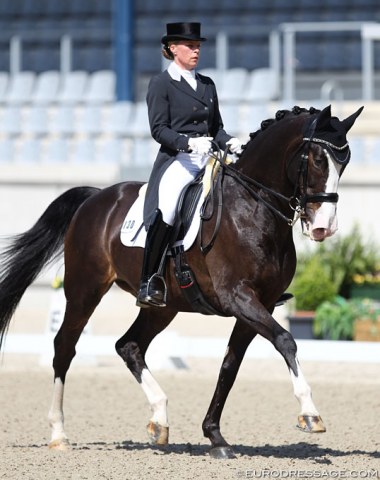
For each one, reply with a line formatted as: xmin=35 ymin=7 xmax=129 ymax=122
xmin=202 ymin=320 xmax=257 ymax=459
xmin=231 ymin=288 xmax=326 ymax=434
xmin=289 ymin=357 xmax=326 ymax=433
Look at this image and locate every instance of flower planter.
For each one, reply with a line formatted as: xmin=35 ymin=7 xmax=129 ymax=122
xmin=287 ymin=311 xmax=315 ymax=340
xmin=354 ymin=319 xmax=380 ymax=341
xmin=350 ymin=285 xmax=380 ymax=301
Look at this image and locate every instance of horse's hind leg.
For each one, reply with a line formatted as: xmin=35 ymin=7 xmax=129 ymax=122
xmin=48 ymin=279 xmax=111 ymax=450
xmin=115 ymin=307 xmax=177 ymax=445
xmin=202 ymin=320 xmax=257 ymax=459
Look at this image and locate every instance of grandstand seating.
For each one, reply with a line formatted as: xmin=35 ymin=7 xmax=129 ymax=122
xmin=0 ymin=106 xmax=23 ymax=137
xmin=43 ymin=137 xmax=69 ymax=163
xmin=77 ymin=105 xmax=104 ymax=137
xmin=0 ymin=67 xmax=377 ymax=169
xmin=16 ymin=137 xmax=42 ymax=163
xmin=245 ymin=68 xmax=279 ymax=102
xmin=0 ymin=72 xmax=9 ymax=103
xmin=5 ymin=71 xmax=36 ymax=105
xmin=0 ymin=1 xmax=379 ymax=79
xmin=0 ymin=138 xmax=14 ymax=162
xmin=31 ymin=70 xmax=61 ymax=105
xmin=83 ymin=70 xmax=116 ymax=104
xmin=218 ymin=68 xmax=250 ymax=103
xmin=49 ymin=106 xmax=77 ymax=137
xmin=103 ymin=101 xmax=134 ymax=137
xmin=56 ymin=70 xmax=89 ymax=104
xmin=23 ymin=106 xmax=50 ymax=137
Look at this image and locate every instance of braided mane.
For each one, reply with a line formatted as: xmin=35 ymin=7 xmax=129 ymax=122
xmin=247 ymin=105 xmax=321 ymax=143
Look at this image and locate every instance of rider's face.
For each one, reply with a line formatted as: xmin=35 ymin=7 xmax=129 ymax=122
xmin=170 ymin=40 xmax=201 ymax=71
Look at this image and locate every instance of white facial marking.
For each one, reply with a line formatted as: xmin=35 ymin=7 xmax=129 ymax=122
xmin=309 ymin=151 xmax=341 ymax=240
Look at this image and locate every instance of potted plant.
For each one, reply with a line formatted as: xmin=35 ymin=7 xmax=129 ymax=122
xmin=350 ymin=272 xmax=380 ymax=301
xmin=352 ymin=299 xmax=380 ymax=341
xmin=287 ymin=255 xmax=337 ymax=339
xmin=287 ymin=225 xmax=380 ymax=340
xmin=316 ymin=224 xmax=380 ymax=299
xmin=314 ymin=296 xmax=380 ymax=341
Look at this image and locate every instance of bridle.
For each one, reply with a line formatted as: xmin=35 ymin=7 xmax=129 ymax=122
xmin=200 ymin=122 xmax=349 ymax=253
xmin=295 ymin=117 xmax=348 ymax=210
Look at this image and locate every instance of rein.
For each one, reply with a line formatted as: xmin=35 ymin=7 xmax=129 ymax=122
xmin=200 ymin=121 xmax=343 ymax=253
xmin=200 ymin=148 xmax=301 ymax=254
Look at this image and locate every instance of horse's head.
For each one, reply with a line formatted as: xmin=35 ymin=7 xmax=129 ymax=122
xmin=296 ymin=105 xmax=363 ymax=242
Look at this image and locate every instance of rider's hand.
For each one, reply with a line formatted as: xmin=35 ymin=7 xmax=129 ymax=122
xmin=226 ymin=137 xmax=243 ymax=155
xmin=188 ymin=136 xmax=213 ymax=155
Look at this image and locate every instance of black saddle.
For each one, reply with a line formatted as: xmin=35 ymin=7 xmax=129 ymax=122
xmin=172 ymin=171 xmax=205 ymax=243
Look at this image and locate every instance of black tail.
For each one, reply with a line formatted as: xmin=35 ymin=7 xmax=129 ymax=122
xmin=0 ymin=186 xmax=100 ymax=350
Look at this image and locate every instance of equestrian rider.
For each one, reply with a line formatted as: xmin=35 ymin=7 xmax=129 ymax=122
xmin=136 ymin=22 xmax=243 ymax=308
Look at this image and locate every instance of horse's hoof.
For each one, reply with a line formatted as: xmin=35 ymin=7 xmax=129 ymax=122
xmin=48 ymin=438 xmax=71 ymax=451
xmin=209 ymin=446 xmax=237 ymax=459
xmin=146 ymin=421 xmax=169 ymax=445
xmin=297 ymin=415 xmax=326 ymax=433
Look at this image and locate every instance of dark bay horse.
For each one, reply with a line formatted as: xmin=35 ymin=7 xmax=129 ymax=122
xmin=0 ymin=105 xmax=362 ymax=459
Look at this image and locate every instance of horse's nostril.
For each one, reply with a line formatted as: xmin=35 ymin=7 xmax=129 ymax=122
xmin=312 ymin=228 xmax=328 ymax=241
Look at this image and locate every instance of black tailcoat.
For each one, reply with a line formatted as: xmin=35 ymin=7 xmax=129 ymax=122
xmin=143 ymin=69 xmax=232 ymax=226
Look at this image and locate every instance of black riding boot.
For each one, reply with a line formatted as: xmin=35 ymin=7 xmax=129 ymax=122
xmin=136 ymin=209 xmax=172 ymax=308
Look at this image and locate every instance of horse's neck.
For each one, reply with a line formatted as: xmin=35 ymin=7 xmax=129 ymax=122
xmin=237 ymin=124 xmax=301 ymax=195
xmin=236 ymin=145 xmax=288 ymax=194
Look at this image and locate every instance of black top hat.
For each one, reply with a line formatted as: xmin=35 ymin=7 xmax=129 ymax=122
xmin=161 ymin=22 xmax=207 ymax=44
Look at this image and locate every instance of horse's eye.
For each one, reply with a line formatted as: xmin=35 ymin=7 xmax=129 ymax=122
xmin=313 ymin=157 xmax=324 ymax=168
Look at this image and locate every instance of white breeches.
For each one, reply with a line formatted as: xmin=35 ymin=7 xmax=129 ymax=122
xmin=158 ymin=152 xmax=208 ymax=225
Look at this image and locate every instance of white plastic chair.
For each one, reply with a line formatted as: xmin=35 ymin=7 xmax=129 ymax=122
xmin=246 ymin=68 xmax=279 ymax=102
xmin=219 ymin=103 xmax=241 ymax=137
xmin=31 ymin=71 xmax=61 ymax=105
xmin=49 ymin=106 xmax=76 ymax=137
xmin=0 ymin=138 xmax=15 ymax=162
xmin=77 ymin=105 xmax=103 ymax=137
xmin=218 ymin=68 xmax=249 ymax=102
xmin=44 ymin=137 xmax=69 ymax=163
xmin=349 ymin=137 xmax=366 ymax=164
xmin=242 ymin=104 xmax=271 ymax=138
xmin=15 ymin=138 xmax=42 ymax=163
xmin=130 ymin=101 xmax=151 ymax=137
xmin=56 ymin=71 xmax=89 ymax=104
xmin=198 ymin=68 xmax=223 ymax=92
xmin=103 ymin=101 xmax=133 ymax=137
xmin=132 ymin=138 xmax=156 ymax=167
xmin=23 ymin=106 xmax=49 ymax=137
xmin=96 ymin=137 xmax=123 ymax=163
xmin=83 ymin=70 xmax=116 ymax=104
xmin=70 ymin=137 xmax=96 ymax=163
xmin=0 ymin=106 xmax=23 ymax=137
xmin=5 ymin=71 xmax=36 ymax=105
xmin=0 ymin=72 xmax=9 ymax=103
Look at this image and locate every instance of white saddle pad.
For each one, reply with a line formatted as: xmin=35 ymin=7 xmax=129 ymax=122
xmin=120 ymin=183 xmax=204 ymax=251
xmin=120 ymin=155 xmax=234 ymax=250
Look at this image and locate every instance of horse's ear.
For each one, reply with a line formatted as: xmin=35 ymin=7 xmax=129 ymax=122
xmin=315 ymin=105 xmax=332 ymax=129
xmin=342 ymin=106 xmax=364 ymax=133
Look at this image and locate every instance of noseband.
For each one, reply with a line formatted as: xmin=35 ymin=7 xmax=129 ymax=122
xmin=296 ymin=117 xmax=342 ymax=211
